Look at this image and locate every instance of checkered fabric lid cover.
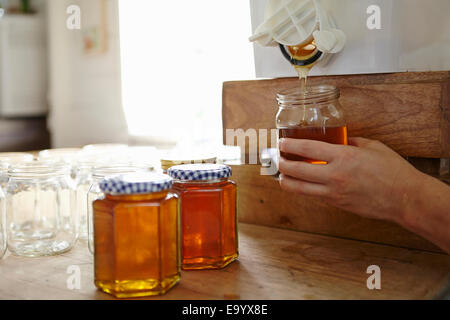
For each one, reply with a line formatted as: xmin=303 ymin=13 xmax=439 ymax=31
xmin=167 ymin=164 xmax=232 ymax=181
xmin=99 ymin=172 xmax=173 ymax=194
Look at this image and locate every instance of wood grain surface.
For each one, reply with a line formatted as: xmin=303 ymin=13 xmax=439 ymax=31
xmin=230 ymin=164 xmax=443 ymax=253
xmin=0 ymin=223 xmax=449 ymax=300
xmin=222 ymin=71 xmax=450 ymax=159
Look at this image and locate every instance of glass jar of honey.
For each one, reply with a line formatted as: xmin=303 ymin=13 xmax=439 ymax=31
xmin=93 ymin=173 xmax=180 ymax=298
xmin=167 ymin=164 xmax=238 ymax=270
xmin=276 ymin=84 xmax=348 ymax=164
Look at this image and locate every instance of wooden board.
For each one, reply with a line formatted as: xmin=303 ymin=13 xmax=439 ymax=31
xmin=0 ymin=223 xmax=449 ymax=300
xmin=222 ymin=71 xmax=450 ymax=159
xmin=230 ymin=164 xmax=443 ymax=253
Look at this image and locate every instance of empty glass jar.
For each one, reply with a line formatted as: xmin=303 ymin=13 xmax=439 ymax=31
xmin=5 ymin=161 xmax=78 ymax=257
xmin=38 ymin=148 xmax=82 ymax=179
xmin=0 ymin=186 xmax=6 ymax=259
xmin=74 ymin=158 xmax=97 ymax=241
xmin=0 ymin=162 xmax=8 ymax=190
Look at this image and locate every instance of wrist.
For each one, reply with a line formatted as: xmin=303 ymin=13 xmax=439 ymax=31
xmin=396 ymin=170 xmax=428 ymax=230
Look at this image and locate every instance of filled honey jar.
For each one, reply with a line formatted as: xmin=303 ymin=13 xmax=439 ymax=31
xmin=167 ymin=164 xmax=238 ymax=270
xmin=276 ymin=84 xmax=348 ymax=164
xmin=93 ymin=173 xmax=180 ymax=298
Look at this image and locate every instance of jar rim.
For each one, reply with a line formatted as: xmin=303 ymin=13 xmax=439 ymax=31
xmin=8 ymin=160 xmax=71 ymax=178
xmin=38 ymin=148 xmax=81 ymax=162
xmin=0 ymin=152 xmax=34 ymax=164
xmin=173 ymin=177 xmax=229 ymax=184
xmin=277 ymin=84 xmax=340 ymax=105
xmin=91 ymin=165 xmax=151 ymax=179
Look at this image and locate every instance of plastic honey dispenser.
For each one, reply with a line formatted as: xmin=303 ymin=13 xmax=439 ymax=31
xmin=249 ymin=0 xmax=346 ymax=91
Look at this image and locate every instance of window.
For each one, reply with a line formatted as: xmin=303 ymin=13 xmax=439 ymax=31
xmin=119 ymin=0 xmax=255 ymax=148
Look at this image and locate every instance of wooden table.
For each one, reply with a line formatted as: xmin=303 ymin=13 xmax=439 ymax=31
xmin=1 ymin=223 xmax=449 ymax=300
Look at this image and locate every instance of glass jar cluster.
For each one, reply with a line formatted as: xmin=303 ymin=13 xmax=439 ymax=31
xmin=0 ymin=145 xmax=159 ymax=259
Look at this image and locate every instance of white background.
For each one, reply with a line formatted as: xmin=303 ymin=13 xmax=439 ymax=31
xmin=251 ymin=0 xmax=450 ymax=78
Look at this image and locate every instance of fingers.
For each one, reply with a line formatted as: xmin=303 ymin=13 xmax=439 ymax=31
xmin=279 ymin=174 xmax=329 ymax=197
xmin=348 ymin=137 xmax=373 ymax=147
xmin=279 ymin=138 xmax=340 ymax=163
xmin=349 ymin=137 xmax=392 ymax=154
xmin=278 ymin=157 xmax=330 ymax=184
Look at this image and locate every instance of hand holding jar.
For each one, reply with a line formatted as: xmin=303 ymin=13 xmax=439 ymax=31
xmin=278 ymin=137 xmax=450 ymax=254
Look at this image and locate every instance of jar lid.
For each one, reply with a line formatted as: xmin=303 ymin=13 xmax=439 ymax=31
xmin=99 ymin=173 xmax=173 ymax=194
xmin=167 ymin=164 xmax=232 ymax=181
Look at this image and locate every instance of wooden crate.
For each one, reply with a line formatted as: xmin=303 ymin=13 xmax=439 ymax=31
xmin=223 ymin=71 xmax=450 ymax=159
xmin=223 ymin=71 xmax=450 ymax=253
xmin=229 ymin=164 xmax=442 ymax=252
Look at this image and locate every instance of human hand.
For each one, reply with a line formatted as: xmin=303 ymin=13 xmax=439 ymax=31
xmin=278 ymin=137 xmax=425 ymax=224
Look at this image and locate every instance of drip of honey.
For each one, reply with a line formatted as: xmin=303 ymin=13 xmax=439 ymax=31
xmin=287 ymin=39 xmax=318 ymax=96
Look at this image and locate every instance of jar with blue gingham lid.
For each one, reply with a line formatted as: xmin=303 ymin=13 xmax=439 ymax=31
xmin=99 ymin=172 xmax=173 ymax=195
xmin=167 ymin=164 xmax=232 ymax=182
xmin=92 ymin=172 xmax=180 ymax=298
xmin=167 ymin=163 xmax=238 ymax=270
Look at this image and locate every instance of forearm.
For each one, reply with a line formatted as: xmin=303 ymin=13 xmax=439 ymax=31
xmin=400 ymin=172 xmax=450 ymax=253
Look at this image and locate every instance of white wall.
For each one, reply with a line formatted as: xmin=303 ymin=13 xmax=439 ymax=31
xmin=251 ymin=0 xmax=450 ymax=78
xmin=47 ymin=0 xmax=128 ymax=148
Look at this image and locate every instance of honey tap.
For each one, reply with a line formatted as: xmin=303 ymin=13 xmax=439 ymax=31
xmin=249 ymin=0 xmax=346 ymax=67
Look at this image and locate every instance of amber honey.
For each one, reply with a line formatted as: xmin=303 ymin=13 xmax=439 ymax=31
xmin=287 ymin=38 xmax=319 ymax=95
xmin=279 ymin=126 xmax=348 ymax=164
xmin=167 ymin=163 xmax=238 ymax=270
xmin=93 ymin=190 xmax=180 ymax=298
xmin=287 ymin=39 xmax=317 ymax=61
xmin=172 ymin=179 xmax=238 ymax=270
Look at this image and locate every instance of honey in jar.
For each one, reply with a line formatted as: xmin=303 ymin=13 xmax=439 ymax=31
xmin=276 ymin=85 xmax=348 ymax=164
xmin=93 ymin=173 xmax=180 ymax=298
xmin=167 ymin=164 xmax=238 ymax=270
xmin=279 ymin=126 xmax=348 ymax=164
